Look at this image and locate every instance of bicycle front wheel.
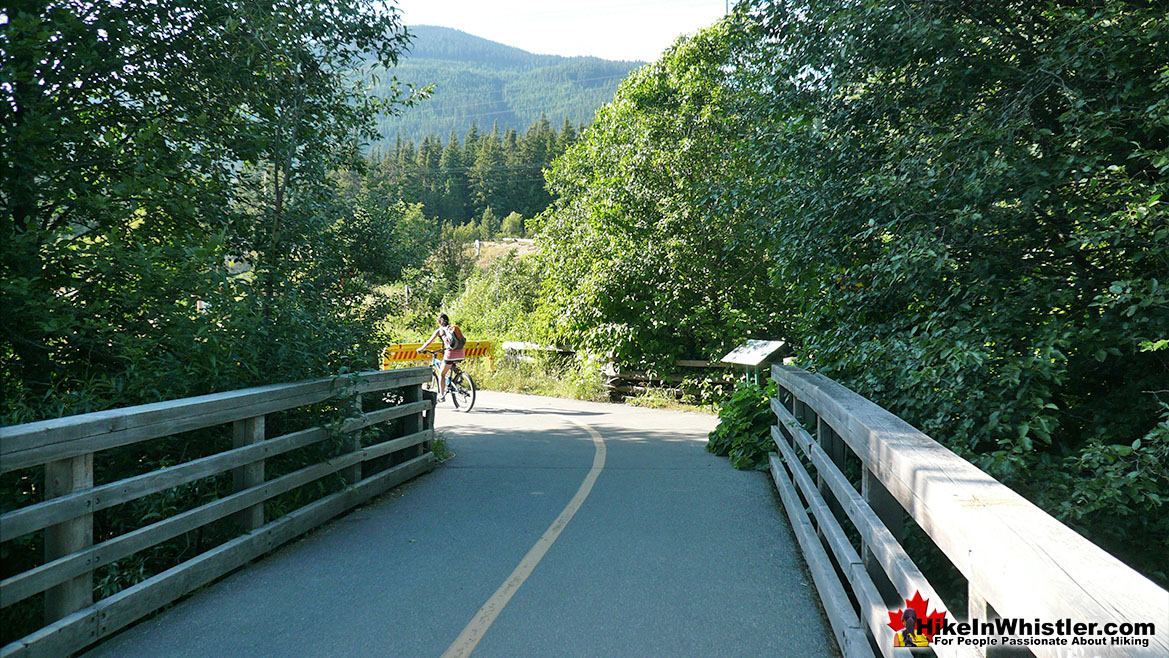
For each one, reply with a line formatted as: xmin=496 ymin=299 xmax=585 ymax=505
xmin=451 ymin=372 xmax=476 ymax=412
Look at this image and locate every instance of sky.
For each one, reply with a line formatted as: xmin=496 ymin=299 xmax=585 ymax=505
xmin=390 ymin=0 xmax=732 ymax=63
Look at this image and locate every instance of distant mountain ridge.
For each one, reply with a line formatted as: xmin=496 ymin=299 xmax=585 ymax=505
xmin=402 ymin=25 xmax=565 ymax=70
xmin=367 ymin=25 xmax=644 ymax=148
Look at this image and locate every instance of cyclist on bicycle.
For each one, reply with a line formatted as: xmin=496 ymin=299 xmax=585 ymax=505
xmin=418 ymin=313 xmax=466 ymax=401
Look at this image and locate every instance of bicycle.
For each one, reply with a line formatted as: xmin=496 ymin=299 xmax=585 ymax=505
xmin=419 ymin=349 xmax=476 ymax=412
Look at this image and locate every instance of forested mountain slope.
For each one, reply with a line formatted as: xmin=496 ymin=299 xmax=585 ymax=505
xmin=364 ymin=25 xmax=643 ymax=147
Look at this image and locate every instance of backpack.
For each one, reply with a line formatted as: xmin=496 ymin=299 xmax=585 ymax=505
xmin=449 ymin=326 xmax=467 ymax=350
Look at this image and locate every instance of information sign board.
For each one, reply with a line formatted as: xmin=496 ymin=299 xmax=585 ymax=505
xmin=720 ymin=340 xmax=789 ymax=367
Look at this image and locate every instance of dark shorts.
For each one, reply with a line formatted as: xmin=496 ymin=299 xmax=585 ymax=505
xmin=443 ymin=358 xmax=464 ymax=365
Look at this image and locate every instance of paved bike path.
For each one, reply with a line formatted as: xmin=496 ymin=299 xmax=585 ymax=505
xmin=84 ymin=391 xmax=834 ymax=657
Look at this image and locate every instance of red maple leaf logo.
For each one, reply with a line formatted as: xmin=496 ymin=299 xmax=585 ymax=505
xmin=887 ymin=591 xmax=947 ymax=641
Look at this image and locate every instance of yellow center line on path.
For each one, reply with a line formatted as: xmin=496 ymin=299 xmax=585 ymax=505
xmin=439 ymin=416 xmax=607 ymax=658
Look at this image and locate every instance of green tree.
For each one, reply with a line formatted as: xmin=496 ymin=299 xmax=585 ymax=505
xmin=477 ymin=206 xmax=501 ymax=240
xmin=518 ymin=113 xmax=555 ymax=216
xmin=338 ymin=191 xmax=437 ymax=283
xmin=1 ymin=0 xmax=419 ymax=638
xmin=438 ymin=131 xmax=469 ymax=220
xmin=464 ymin=121 xmax=482 ymax=166
xmin=536 ymin=20 xmax=785 ymax=368
xmin=449 ymin=252 xmax=541 ymax=339
xmin=556 ymin=117 xmax=578 ymax=155
xmin=528 ymin=0 xmax=1167 ymax=581
xmin=730 ymin=0 xmax=1168 ymax=576
xmin=393 ymin=139 xmax=423 ymax=202
xmin=1 ymin=0 xmax=414 ymax=418
xmin=367 ymin=114 xmax=580 ymax=225
xmin=469 ymin=129 xmax=507 ymax=216
xmin=502 ymin=212 xmax=526 ymax=238
xmin=2 ymin=1 xmax=233 ymax=401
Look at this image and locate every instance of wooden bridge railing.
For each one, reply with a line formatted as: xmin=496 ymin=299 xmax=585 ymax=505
xmin=768 ymin=364 xmax=1168 ymax=658
xmin=0 ymin=368 xmax=436 ymax=658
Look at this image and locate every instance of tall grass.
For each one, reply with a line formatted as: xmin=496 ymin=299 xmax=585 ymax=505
xmin=461 ymin=353 xmax=607 ymax=402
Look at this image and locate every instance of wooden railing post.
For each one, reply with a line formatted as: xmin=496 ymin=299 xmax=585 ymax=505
xmin=774 ymin=389 xmax=794 ymax=451
xmin=231 ymin=415 xmax=265 ymax=531
xmin=402 ymin=383 xmax=423 ymax=458
xmin=862 ymin=467 xmax=903 ymax=605
xmin=422 ymin=389 xmax=436 ymax=452
xmin=44 ymin=453 xmax=94 ymax=623
xmin=811 ymin=412 xmax=827 ymax=542
xmin=815 ymin=416 xmax=827 ymax=495
xmin=341 ymin=392 xmax=363 ymax=485
xmin=816 ymin=418 xmax=848 ymax=532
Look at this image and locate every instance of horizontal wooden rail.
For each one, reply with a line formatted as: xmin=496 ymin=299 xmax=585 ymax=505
xmin=0 ymin=369 xmax=437 ymax=658
xmin=769 ymin=404 xmax=961 ymax=647
xmin=768 ymin=451 xmax=870 ymax=657
xmin=0 ymin=368 xmax=427 ymax=474
xmin=2 ymin=423 xmax=329 ymax=543
xmin=769 ymin=364 xmax=1169 ymax=657
xmin=3 ymin=455 xmax=432 ymax=658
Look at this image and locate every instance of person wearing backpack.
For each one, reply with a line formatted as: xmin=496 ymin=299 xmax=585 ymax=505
xmin=418 ymin=313 xmax=466 ymax=401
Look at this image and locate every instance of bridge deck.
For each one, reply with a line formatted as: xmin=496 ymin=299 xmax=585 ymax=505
xmin=82 ymin=391 xmax=833 ymax=657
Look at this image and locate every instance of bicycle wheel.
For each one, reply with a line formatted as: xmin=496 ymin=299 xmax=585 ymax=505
xmin=423 ymin=371 xmax=441 ymax=400
xmin=423 ymin=371 xmax=444 ymax=406
xmin=450 ymin=371 xmax=476 ymax=412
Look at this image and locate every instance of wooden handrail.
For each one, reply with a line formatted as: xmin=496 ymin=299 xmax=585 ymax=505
xmin=770 ymin=364 xmax=1169 ymax=657
xmin=1 ymin=368 xmax=436 ymax=658
xmin=0 ymin=368 xmax=426 ymax=474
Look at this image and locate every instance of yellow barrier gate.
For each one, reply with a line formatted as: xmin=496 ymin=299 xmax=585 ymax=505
xmin=381 ymin=341 xmax=495 ymax=370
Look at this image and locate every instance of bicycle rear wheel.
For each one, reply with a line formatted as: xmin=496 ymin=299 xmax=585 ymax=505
xmin=423 ymin=372 xmax=440 ymax=398
xmin=450 ymin=372 xmax=476 ymax=412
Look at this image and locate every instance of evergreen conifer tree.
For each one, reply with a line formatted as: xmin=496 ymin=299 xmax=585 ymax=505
xmin=470 ymin=128 xmax=506 ymax=216
xmin=557 ymin=118 xmax=578 ymax=155
xmin=439 ymin=131 xmax=469 ymax=221
xmin=479 ymin=206 xmax=500 ymax=240
xmin=464 ymin=121 xmax=481 ymax=165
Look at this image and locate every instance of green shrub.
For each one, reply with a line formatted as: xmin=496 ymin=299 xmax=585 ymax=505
xmin=446 ymin=251 xmax=543 ymax=340
xmin=680 ymin=375 xmax=735 ymax=408
xmin=1035 ymin=404 xmax=1169 ymax=584
xmin=707 ymin=380 xmax=777 ymax=470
